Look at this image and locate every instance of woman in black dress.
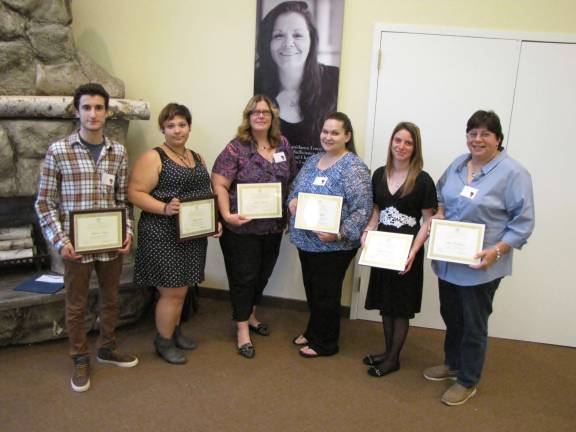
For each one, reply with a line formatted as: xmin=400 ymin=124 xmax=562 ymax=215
xmin=129 ymin=103 xmax=221 ymax=364
xmin=362 ymin=122 xmax=437 ymax=377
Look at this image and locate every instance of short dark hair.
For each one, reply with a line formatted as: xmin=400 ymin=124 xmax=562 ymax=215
xmin=466 ymin=110 xmax=504 ymax=150
xmin=73 ymin=83 xmax=110 ymax=110
xmin=158 ymin=103 xmax=192 ymax=129
xmin=324 ymin=112 xmax=356 ymax=155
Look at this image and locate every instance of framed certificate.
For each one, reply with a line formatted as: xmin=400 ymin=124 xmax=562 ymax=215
xmin=294 ymin=192 xmax=343 ymax=234
xmin=427 ymin=219 xmax=485 ymax=265
xmin=237 ymin=182 xmax=282 ymax=219
xmin=359 ymin=231 xmax=414 ymax=271
xmin=70 ymin=208 xmax=126 ymax=254
xmin=177 ymin=196 xmax=218 ymax=241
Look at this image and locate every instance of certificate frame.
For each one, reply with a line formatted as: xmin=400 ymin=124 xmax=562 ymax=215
xmin=237 ymin=182 xmax=282 ymax=219
xmin=358 ymin=231 xmax=414 ymax=271
xmin=294 ymin=192 xmax=343 ymax=234
xmin=427 ymin=219 xmax=485 ymax=265
xmin=70 ymin=208 xmax=126 ymax=254
xmin=177 ymin=195 xmax=218 ymax=241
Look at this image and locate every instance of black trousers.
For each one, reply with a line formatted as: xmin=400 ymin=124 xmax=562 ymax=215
xmin=219 ymin=227 xmax=282 ymax=321
xmin=298 ymin=248 xmax=357 ymax=356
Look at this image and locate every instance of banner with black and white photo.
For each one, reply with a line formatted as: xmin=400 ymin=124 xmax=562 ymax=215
xmin=254 ymin=0 xmax=345 ymax=169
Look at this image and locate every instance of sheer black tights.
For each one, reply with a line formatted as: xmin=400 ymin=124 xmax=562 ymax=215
xmin=369 ymin=315 xmax=409 ymax=375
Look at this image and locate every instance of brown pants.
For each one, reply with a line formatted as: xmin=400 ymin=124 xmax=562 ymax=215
xmin=63 ymin=255 xmax=123 ymax=358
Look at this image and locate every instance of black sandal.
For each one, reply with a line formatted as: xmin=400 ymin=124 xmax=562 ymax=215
xmin=292 ymin=335 xmax=308 ymax=346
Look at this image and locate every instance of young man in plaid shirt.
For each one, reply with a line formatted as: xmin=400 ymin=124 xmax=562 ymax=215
xmin=35 ymin=83 xmax=138 ymax=392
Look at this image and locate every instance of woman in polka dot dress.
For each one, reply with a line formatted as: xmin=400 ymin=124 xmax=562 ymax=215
xmin=129 ymin=103 xmax=221 ymax=364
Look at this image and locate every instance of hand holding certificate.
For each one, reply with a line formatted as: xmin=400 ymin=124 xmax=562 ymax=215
xmin=359 ymin=231 xmax=414 ymax=271
xmin=70 ymin=208 xmax=126 ymax=254
xmin=177 ymin=196 xmax=218 ymax=240
xmin=294 ymin=192 xmax=343 ymax=234
xmin=427 ymin=219 xmax=485 ymax=265
xmin=237 ymin=182 xmax=282 ymax=219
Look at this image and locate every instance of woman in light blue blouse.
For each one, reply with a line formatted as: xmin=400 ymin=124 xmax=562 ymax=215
xmin=288 ymin=112 xmax=372 ymax=357
xmin=423 ymin=110 xmax=535 ymax=406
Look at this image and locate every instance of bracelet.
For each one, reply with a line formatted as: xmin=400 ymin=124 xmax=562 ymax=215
xmin=494 ymin=246 xmax=501 ymax=260
xmin=163 ymin=203 xmax=168 ymax=215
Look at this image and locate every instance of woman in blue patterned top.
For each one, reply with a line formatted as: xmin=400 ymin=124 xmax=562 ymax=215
xmin=288 ymin=112 xmax=372 ymax=357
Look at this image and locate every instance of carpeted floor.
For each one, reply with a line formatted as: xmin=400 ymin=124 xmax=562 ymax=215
xmin=0 ymin=296 xmax=574 ymax=432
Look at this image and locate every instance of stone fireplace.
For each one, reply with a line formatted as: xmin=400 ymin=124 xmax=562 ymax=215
xmin=0 ymin=0 xmax=151 ymax=345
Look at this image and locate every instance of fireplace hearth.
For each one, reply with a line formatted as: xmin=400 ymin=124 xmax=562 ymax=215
xmin=0 ymin=196 xmax=49 ymax=270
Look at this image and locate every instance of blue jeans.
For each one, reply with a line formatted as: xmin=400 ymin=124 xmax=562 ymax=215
xmin=439 ymin=278 xmax=501 ymax=388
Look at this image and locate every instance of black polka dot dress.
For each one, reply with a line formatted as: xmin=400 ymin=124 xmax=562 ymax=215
xmin=135 ymin=147 xmax=212 ymax=288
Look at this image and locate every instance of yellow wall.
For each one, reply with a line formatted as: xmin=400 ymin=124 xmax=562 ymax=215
xmin=71 ymin=0 xmax=576 ymax=303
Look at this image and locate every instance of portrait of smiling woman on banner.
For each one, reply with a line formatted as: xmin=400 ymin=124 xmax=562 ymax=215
xmin=254 ymin=0 xmax=345 ymax=169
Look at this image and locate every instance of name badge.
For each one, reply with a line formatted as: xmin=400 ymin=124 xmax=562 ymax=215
xmin=313 ymin=176 xmax=328 ymax=186
xmin=460 ymin=185 xmax=478 ymax=199
xmin=273 ymin=152 xmax=286 ymax=163
xmin=102 ymin=173 xmax=115 ymax=187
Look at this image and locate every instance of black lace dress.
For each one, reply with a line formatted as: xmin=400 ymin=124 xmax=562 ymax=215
xmin=364 ymin=167 xmax=437 ymax=318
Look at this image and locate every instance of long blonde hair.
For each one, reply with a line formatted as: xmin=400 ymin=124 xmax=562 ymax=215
xmin=385 ymin=122 xmax=424 ymax=197
xmin=236 ymin=94 xmax=281 ymax=148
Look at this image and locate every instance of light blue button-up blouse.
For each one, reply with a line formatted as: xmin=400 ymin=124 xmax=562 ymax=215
xmin=432 ymin=150 xmax=535 ymax=286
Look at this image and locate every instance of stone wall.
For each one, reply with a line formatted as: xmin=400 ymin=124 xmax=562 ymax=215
xmin=0 ymin=0 xmax=151 ymax=198
xmin=0 ymin=0 xmax=124 ymax=97
xmin=0 ymin=117 xmax=129 ymax=197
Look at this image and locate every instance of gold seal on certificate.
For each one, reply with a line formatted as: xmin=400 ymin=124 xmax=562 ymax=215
xmin=359 ymin=231 xmax=414 ymax=271
xmin=427 ymin=219 xmax=485 ymax=265
xmin=294 ymin=192 xmax=343 ymax=234
xmin=237 ymin=182 xmax=282 ymax=219
xmin=70 ymin=208 xmax=126 ymax=254
xmin=177 ymin=196 xmax=218 ymax=241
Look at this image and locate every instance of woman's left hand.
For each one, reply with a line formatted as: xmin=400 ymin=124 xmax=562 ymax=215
xmin=469 ymin=248 xmax=498 ymax=270
xmin=315 ymin=231 xmax=339 ymax=243
xmin=288 ymin=198 xmax=298 ymax=216
xmin=118 ymin=234 xmax=133 ymax=255
xmin=399 ymin=251 xmax=416 ymax=275
xmin=212 ymin=222 xmax=223 ymax=238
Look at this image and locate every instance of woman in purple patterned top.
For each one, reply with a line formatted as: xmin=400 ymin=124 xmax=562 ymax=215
xmin=212 ymin=95 xmax=297 ymax=359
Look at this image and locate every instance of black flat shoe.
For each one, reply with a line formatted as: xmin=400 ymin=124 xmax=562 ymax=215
xmin=362 ymin=353 xmax=388 ymax=366
xmin=237 ymin=343 xmax=255 ymax=359
xmin=367 ymin=362 xmax=400 ymax=377
xmin=292 ymin=335 xmax=308 ymax=346
xmin=249 ymin=323 xmax=270 ymax=336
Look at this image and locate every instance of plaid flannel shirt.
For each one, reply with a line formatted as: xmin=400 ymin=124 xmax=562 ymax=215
xmin=35 ymin=132 xmax=134 ymax=263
